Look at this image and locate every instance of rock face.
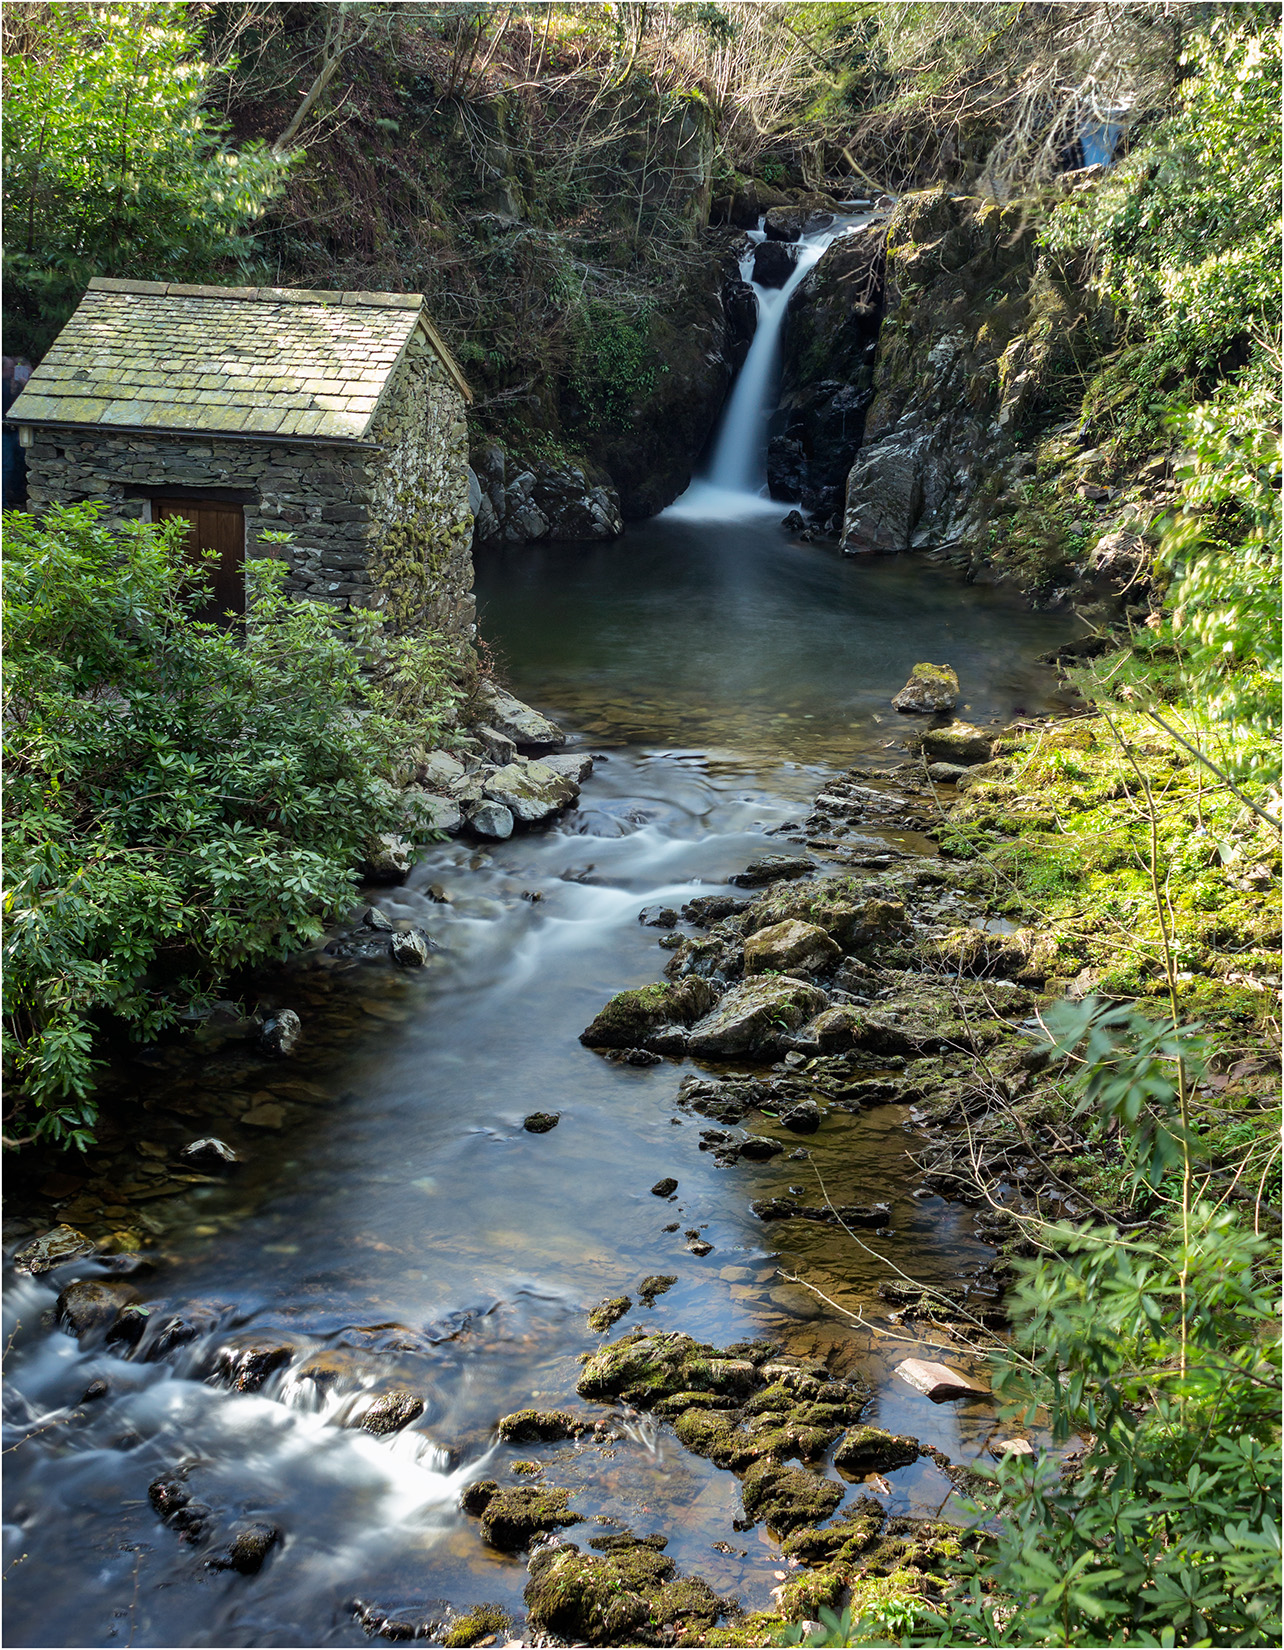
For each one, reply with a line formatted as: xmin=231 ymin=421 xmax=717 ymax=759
xmin=840 ymin=187 xmax=1104 ymax=560
xmin=471 ymin=444 xmax=623 ymax=545
xmin=771 ymin=229 xmax=884 ymax=520
xmin=685 ymin=977 xmax=828 ymax=1058
xmin=892 ymin=662 xmax=959 ymax=713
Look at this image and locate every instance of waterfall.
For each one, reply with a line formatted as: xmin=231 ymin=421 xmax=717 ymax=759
xmin=665 ymin=222 xmax=847 ymax=520
xmin=707 ymin=231 xmax=836 ymax=493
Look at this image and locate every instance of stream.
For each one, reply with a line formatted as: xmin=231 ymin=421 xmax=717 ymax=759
xmin=3 ymin=225 xmax=1075 ymax=1648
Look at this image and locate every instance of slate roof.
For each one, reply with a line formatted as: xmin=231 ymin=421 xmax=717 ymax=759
xmin=8 ymin=279 xmax=471 ymax=445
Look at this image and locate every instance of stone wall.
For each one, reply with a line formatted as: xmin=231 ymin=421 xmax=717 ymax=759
xmin=20 ymin=331 xmax=475 ymax=649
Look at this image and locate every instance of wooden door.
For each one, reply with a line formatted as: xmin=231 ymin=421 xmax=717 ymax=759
xmin=157 ymin=500 xmax=245 ymax=623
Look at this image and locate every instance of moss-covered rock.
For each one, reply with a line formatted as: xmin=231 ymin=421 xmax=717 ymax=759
xmin=523 ymin=1533 xmax=730 ymax=1646
xmin=465 ymin=1482 xmax=582 ymax=1549
xmin=441 ymin=1603 xmax=512 ymax=1647
xmin=740 ymin=1459 xmax=844 ymax=1533
xmin=495 ymin=1408 xmax=586 ymax=1444
xmin=833 ymin=1425 xmax=920 ymax=1474
xmin=576 ymin=1331 xmax=754 ymax=1407
xmin=579 ymin=978 xmax=718 ymax=1049
xmin=588 ymin=1295 xmax=632 ymax=1333
xmin=685 ymin=976 xmax=829 ymax=1058
xmin=742 ymin=919 xmax=842 ymax=976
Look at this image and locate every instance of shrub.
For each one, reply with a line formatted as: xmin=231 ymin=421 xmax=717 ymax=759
xmin=2 ymin=503 xmax=456 ymax=1146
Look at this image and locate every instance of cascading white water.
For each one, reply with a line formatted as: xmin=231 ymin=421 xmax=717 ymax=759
xmin=665 ymin=221 xmax=850 ymax=521
xmin=706 ymin=231 xmax=837 ymax=495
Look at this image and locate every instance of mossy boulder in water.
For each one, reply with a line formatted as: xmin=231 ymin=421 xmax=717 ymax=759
xmin=460 ymin=1480 xmax=582 ymax=1550
xmin=576 ymin=1331 xmax=754 ymax=1407
xmin=833 ymin=1425 xmax=920 ymax=1473
xmin=496 ymin=1408 xmax=586 ymax=1443
xmin=892 ymin=662 xmax=959 ymax=713
xmin=740 ymin=1458 xmax=844 ymax=1533
xmin=524 ymin=1533 xmax=729 ymax=1645
xmin=579 ymin=977 xmax=718 ymax=1049
xmin=919 ymin=721 xmax=995 ymax=764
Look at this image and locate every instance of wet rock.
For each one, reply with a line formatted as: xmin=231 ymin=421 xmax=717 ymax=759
xmin=539 ymin=751 xmax=594 ymax=784
xmin=579 ymin=977 xmax=718 ymax=1050
xmin=389 ymin=930 xmax=431 ymax=968
xmin=212 ymin=1334 xmax=296 ymax=1393
xmin=148 ymin=1471 xmax=193 ymax=1520
xmin=638 ymin=904 xmax=678 ymax=928
xmin=637 ymin=1274 xmax=676 ymax=1304
xmin=12 ymin=1224 xmax=95 ymax=1276
xmin=730 ymin=854 xmax=815 ymax=888
xmin=892 ymin=663 xmax=958 ymax=714
xmin=741 ymin=1459 xmax=844 ymax=1534
xmin=55 ymin=1278 xmax=139 ymax=1338
xmin=483 ymin=761 xmax=577 ymax=825
xmin=739 ymin=1135 xmax=784 ymax=1160
xmin=834 ymin=1425 xmax=920 ymax=1473
xmin=361 ymin=1390 xmax=426 ymax=1436
xmin=681 ymin=894 xmax=748 ymax=926
xmin=920 ymin=722 xmax=994 ymax=765
xmin=588 ymin=1295 xmax=632 ymax=1333
xmin=81 ymin=1377 xmax=110 ymax=1402
xmin=751 ymin=1196 xmax=890 ymax=1227
xmin=780 ymin=1099 xmax=821 ymax=1133
xmin=782 ymin=509 xmax=807 ymax=531
xmin=523 ymin=1111 xmax=559 ymax=1133
xmin=955 ymin=760 xmax=1005 ymax=794
xmin=366 ymin=833 xmax=414 ymax=883
xmin=651 ymin=1177 xmax=679 ymax=1197
xmin=460 ymin=1479 xmax=498 ymax=1515
xmin=895 ymin=1358 xmax=989 ymax=1401
xmin=473 ymin=683 xmax=565 ymax=752
xmin=743 ymin=919 xmax=841 ymax=976
xmin=474 ymin=1483 xmax=582 ymax=1550
xmin=686 ymin=977 xmax=828 ymax=1058
xmin=926 ymin=761 xmax=970 ymax=783
xmin=353 ymin=1599 xmax=451 ymax=1642
xmin=992 ymin=1437 xmax=1035 ymax=1457
xmin=180 ymin=1137 xmax=238 ymax=1168
xmin=496 ymin=1409 xmax=586 ymax=1444
xmin=687 ymin=1238 xmax=714 ymax=1257
xmin=465 ymin=799 xmax=514 ymax=841
xmin=752 ymin=239 xmax=797 ymax=289
xmin=259 ymin=1009 xmax=301 ymax=1058
xmin=240 ymin=1102 xmax=287 ymax=1130
xmin=207 ymin=1521 xmax=281 ymax=1574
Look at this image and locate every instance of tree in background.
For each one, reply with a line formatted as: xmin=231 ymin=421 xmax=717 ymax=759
xmin=2 ymin=1 xmax=293 ymax=358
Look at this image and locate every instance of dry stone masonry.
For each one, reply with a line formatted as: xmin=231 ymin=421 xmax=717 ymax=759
xmin=10 ymin=279 xmax=476 ymax=648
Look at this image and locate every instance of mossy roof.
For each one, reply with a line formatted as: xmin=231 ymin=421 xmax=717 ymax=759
xmin=9 ymin=279 xmax=471 ymax=445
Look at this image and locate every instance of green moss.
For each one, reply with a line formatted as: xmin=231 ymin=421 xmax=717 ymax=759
xmin=741 ymin=1459 xmax=844 ymax=1534
xmin=587 ymin=1296 xmax=632 ymax=1333
xmin=475 ymin=1483 xmax=582 ymax=1550
xmin=442 ymin=1603 xmax=512 ymax=1647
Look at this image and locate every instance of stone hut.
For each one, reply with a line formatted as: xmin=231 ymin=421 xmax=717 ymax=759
xmin=8 ymin=278 xmax=475 ymax=643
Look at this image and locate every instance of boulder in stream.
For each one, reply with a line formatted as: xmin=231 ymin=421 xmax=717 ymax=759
xmin=482 ymin=760 xmax=577 ymax=824
xmin=207 ymin=1521 xmax=281 ymax=1574
xmin=579 ymin=977 xmax=717 ymax=1050
xmin=685 ymin=976 xmax=828 ymax=1058
xmin=833 ymin=1425 xmax=920 ymax=1473
xmin=892 ymin=663 xmax=959 ymax=714
xmin=56 ymin=1279 xmax=139 ymax=1339
xmin=920 ymin=721 xmax=994 ymax=764
xmin=465 ymin=799 xmax=514 ymax=841
xmin=389 ymin=930 xmax=431 ymax=968
xmin=365 ymin=832 xmax=415 ymax=883
xmin=752 ymin=239 xmax=797 ymax=289
xmin=473 ymin=682 xmax=565 ymax=752
xmin=12 ymin=1224 xmax=95 ymax=1276
xmin=360 ymin=1389 xmax=426 ymax=1436
xmin=743 ymin=919 xmax=841 ymax=976
xmin=740 ymin=1458 xmax=844 ymax=1534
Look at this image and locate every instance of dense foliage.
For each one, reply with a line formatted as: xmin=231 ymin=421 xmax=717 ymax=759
xmin=2 ymin=1 xmax=291 ymax=356
xmin=2 ymin=505 xmax=457 ymax=1147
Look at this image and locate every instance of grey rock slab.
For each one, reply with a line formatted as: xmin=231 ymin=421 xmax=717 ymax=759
xmin=686 ymin=977 xmax=829 ymax=1058
xmin=539 ymin=752 xmax=595 ymax=784
xmin=474 ymin=682 xmax=565 ymax=751
xmin=467 ymin=800 xmax=514 ymax=841
xmin=482 ymin=761 xmax=577 ymax=824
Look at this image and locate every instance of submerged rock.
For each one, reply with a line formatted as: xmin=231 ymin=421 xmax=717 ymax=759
xmin=207 ymin=1521 xmax=281 ymax=1574
xmin=895 ymin=1358 xmax=989 ymax=1401
xmin=210 ymin=1334 xmax=296 ymax=1393
xmin=13 ymin=1224 xmax=96 ymax=1275
xmin=637 ymin=1274 xmax=677 ymax=1304
xmin=730 ymin=854 xmax=815 ymax=888
xmin=180 ymin=1137 xmax=238 ymax=1168
xmin=892 ymin=663 xmax=959 ymax=714
xmin=440 ymin=1603 xmax=513 ymax=1648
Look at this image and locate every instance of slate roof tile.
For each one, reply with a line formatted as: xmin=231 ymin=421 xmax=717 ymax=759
xmin=8 ymin=280 xmax=471 ymax=442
